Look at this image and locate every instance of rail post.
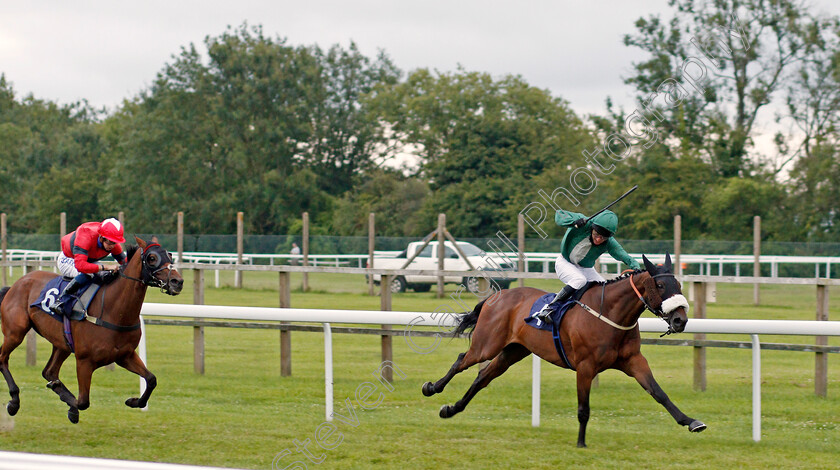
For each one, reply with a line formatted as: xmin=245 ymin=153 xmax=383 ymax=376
xmin=302 ymin=212 xmax=309 ymax=292
xmin=193 ymin=268 xmax=205 ymax=375
xmin=693 ymin=282 xmax=707 ymax=391
xmin=235 ymin=212 xmax=244 ymax=288
xmin=437 ymin=214 xmax=445 ymax=298
xmin=368 ymin=213 xmax=375 ymax=296
xmin=177 ymin=211 xmax=184 ymax=264
xmin=816 ymin=282 xmax=828 ymax=397
xmin=754 ymin=216 xmax=761 ymax=305
xmin=280 ymin=271 xmax=292 ymax=377
xmin=518 ymin=214 xmax=526 ymax=288
xmin=674 ymin=215 xmax=682 ymax=275
xmin=380 ymin=274 xmax=393 ymax=382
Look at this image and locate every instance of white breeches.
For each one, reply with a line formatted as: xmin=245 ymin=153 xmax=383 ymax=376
xmin=554 ymin=255 xmax=605 ymax=289
xmin=57 ymin=252 xmax=84 ymax=278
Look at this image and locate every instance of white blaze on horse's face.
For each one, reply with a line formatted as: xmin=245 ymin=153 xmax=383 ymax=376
xmin=661 ymin=294 xmax=690 ymax=315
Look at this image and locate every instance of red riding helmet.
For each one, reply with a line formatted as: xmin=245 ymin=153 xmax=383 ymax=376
xmin=99 ymin=218 xmax=126 ymax=244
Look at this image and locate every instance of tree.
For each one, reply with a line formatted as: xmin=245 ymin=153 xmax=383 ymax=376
xmin=623 ymin=0 xmax=818 ymax=177
xmin=367 ymin=68 xmax=595 ymax=237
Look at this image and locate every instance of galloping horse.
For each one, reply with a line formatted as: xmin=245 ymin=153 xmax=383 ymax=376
xmin=0 ymin=236 xmax=183 ymax=423
xmin=422 ymin=253 xmax=705 ymax=447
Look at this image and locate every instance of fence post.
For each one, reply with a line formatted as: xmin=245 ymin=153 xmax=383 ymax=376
xmin=816 ymin=283 xmax=828 ymax=397
xmin=693 ymin=282 xmax=707 ymax=391
xmin=23 ymin=262 xmax=36 ymax=366
xmin=302 ymin=212 xmax=309 ymax=292
xmin=674 ymin=215 xmax=682 ymax=275
xmin=380 ymin=274 xmax=393 ymax=383
xmin=235 ymin=212 xmax=244 ymax=289
xmin=1 ymin=213 xmax=6 ymax=286
xmin=279 ymin=271 xmax=292 ymax=377
xmin=368 ymin=213 xmax=375 ymax=296
xmin=60 ymin=212 xmax=67 ymax=238
xmin=118 ymin=211 xmax=125 ymax=227
xmin=518 ymin=214 xmax=525 ymax=288
xmin=437 ymin=214 xmax=445 ymax=298
xmin=177 ymin=211 xmax=184 ymax=264
xmin=754 ymin=216 xmax=761 ymax=306
xmin=193 ymin=268 xmax=205 ymax=375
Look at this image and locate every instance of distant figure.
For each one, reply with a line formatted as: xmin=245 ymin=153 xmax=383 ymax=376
xmin=290 ymin=242 xmax=301 ymax=266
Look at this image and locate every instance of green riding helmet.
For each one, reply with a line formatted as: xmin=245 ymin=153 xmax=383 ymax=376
xmin=590 ymin=210 xmax=618 ymax=238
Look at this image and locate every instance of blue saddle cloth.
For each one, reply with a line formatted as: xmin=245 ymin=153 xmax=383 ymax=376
xmin=31 ymin=277 xmax=100 ymax=321
xmin=524 ymin=293 xmax=579 ymax=370
xmin=524 ymin=293 xmax=576 ymax=331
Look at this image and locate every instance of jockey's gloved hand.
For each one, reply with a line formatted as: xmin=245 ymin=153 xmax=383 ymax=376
xmin=95 ymin=268 xmax=119 ymax=284
xmin=573 ymin=218 xmax=586 ymax=228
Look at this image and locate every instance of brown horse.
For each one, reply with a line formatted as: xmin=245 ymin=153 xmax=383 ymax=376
xmin=422 ymin=253 xmax=705 ymax=447
xmin=0 ymin=236 xmax=183 ymax=423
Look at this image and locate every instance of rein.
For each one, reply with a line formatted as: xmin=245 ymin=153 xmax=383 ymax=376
xmin=630 ymin=272 xmax=681 ymax=337
xmin=573 ymin=300 xmax=637 ymax=330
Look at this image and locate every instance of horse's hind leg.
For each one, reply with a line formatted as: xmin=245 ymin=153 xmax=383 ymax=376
xmin=439 ymin=343 xmax=530 ymax=418
xmin=0 ymin=321 xmax=30 ymax=416
xmin=117 ymin=351 xmax=156 ymax=409
xmin=422 ymin=334 xmax=508 ymax=397
xmin=42 ymin=346 xmax=76 ymax=409
xmin=620 ymin=354 xmax=706 ymax=433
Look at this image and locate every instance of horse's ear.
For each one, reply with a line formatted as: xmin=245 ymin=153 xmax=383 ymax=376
xmin=664 ymin=252 xmax=673 ymax=272
xmin=642 ymin=254 xmax=657 ymax=273
xmin=135 ymin=236 xmax=147 ymax=249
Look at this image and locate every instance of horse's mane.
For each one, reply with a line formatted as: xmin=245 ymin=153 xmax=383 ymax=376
xmin=597 ymin=268 xmax=646 ymax=285
xmin=120 ymin=245 xmax=140 ymax=271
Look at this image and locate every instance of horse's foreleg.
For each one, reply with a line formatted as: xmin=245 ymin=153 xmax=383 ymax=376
xmin=42 ymin=346 xmax=76 ymax=408
xmin=439 ymin=343 xmax=530 ymax=418
xmin=117 ymin=351 xmax=156 ymax=409
xmin=575 ymin=366 xmax=596 ymax=448
xmin=621 ymin=354 xmax=706 ymax=433
xmin=0 ymin=329 xmax=28 ymax=416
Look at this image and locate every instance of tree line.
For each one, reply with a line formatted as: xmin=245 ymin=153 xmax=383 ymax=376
xmin=1 ymin=2 xmax=838 ymax=243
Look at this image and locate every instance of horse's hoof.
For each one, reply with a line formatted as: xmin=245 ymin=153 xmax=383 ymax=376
xmin=6 ymin=401 xmax=19 ymax=416
xmin=67 ymin=408 xmax=79 ymax=424
xmin=422 ymin=382 xmax=436 ymax=397
xmin=688 ymin=420 xmax=706 ymax=432
xmin=439 ymin=405 xmax=455 ymax=419
xmin=125 ymin=397 xmax=141 ymax=408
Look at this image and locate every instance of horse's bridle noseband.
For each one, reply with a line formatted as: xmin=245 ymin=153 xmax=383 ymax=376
xmin=119 ymin=244 xmax=178 ymax=294
xmin=630 ymin=272 xmax=684 ymax=336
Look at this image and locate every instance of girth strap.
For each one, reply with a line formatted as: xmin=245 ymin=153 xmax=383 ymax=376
xmin=84 ymin=315 xmax=141 ymax=332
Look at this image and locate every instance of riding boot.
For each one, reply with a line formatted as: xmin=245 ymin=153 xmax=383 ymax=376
xmin=50 ymin=276 xmax=86 ymax=316
xmin=535 ymin=285 xmax=576 ymax=321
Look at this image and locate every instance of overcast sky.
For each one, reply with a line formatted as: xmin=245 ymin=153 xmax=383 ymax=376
xmin=2 ymin=0 xmax=839 ymax=121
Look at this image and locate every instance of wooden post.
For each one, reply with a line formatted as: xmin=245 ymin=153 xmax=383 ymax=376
xmin=816 ymin=283 xmax=828 ymax=397
xmin=518 ymin=214 xmax=525 ymax=288
xmin=279 ymin=271 xmax=292 ymax=377
xmin=235 ymin=212 xmax=244 ymax=288
xmin=693 ymin=282 xmax=707 ymax=391
xmin=118 ymin=211 xmax=125 ymax=227
xmin=1 ymin=213 xmax=6 ymax=286
xmin=177 ymin=211 xmax=184 ymax=264
xmin=302 ymin=212 xmax=309 ymax=292
xmin=368 ymin=213 xmax=375 ymax=296
xmin=380 ymin=274 xmax=393 ymax=383
xmin=754 ymin=216 xmax=761 ymax=305
xmin=436 ymin=213 xmax=445 ymax=298
xmin=193 ymin=269 xmax=205 ymax=375
xmin=25 ymin=330 xmax=36 ymax=367
xmin=60 ymin=212 xmax=67 ymax=238
xmin=674 ymin=215 xmax=682 ymax=275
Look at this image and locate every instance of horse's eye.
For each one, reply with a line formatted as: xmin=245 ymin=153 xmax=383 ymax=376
xmin=656 ymin=282 xmax=664 ymax=289
xmin=149 ymin=255 xmax=158 ymax=265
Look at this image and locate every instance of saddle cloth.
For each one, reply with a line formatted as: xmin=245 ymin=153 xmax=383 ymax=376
xmin=31 ymin=277 xmax=101 ymax=321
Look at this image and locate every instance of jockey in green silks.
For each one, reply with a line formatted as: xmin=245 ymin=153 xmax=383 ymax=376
xmin=535 ymin=209 xmax=641 ymax=321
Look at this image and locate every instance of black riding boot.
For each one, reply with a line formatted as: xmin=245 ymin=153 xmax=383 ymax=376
xmin=50 ymin=277 xmax=85 ymax=316
xmin=536 ymin=285 xmax=576 ymax=321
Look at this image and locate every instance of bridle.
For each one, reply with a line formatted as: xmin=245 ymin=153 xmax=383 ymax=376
xmin=119 ymin=244 xmax=178 ymax=294
xmin=630 ymin=272 xmax=684 ymax=336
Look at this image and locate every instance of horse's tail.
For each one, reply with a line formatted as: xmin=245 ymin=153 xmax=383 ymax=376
xmin=0 ymin=286 xmax=8 ymax=321
xmin=452 ymin=299 xmax=486 ymax=338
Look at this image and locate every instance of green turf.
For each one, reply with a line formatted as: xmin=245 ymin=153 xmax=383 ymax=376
xmin=1 ymin=270 xmax=838 ymax=469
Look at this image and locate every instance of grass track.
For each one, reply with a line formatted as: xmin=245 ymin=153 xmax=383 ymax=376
xmin=1 ymin=271 xmax=838 ymax=469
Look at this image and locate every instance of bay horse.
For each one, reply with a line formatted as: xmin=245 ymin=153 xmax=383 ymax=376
xmin=0 ymin=236 xmax=183 ymax=423
xmin=422 ymin=253 xmax=705 ymax=447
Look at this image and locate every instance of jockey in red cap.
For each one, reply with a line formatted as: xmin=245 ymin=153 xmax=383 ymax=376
xmin=50 ymin=218 xmax=128 ymax=316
